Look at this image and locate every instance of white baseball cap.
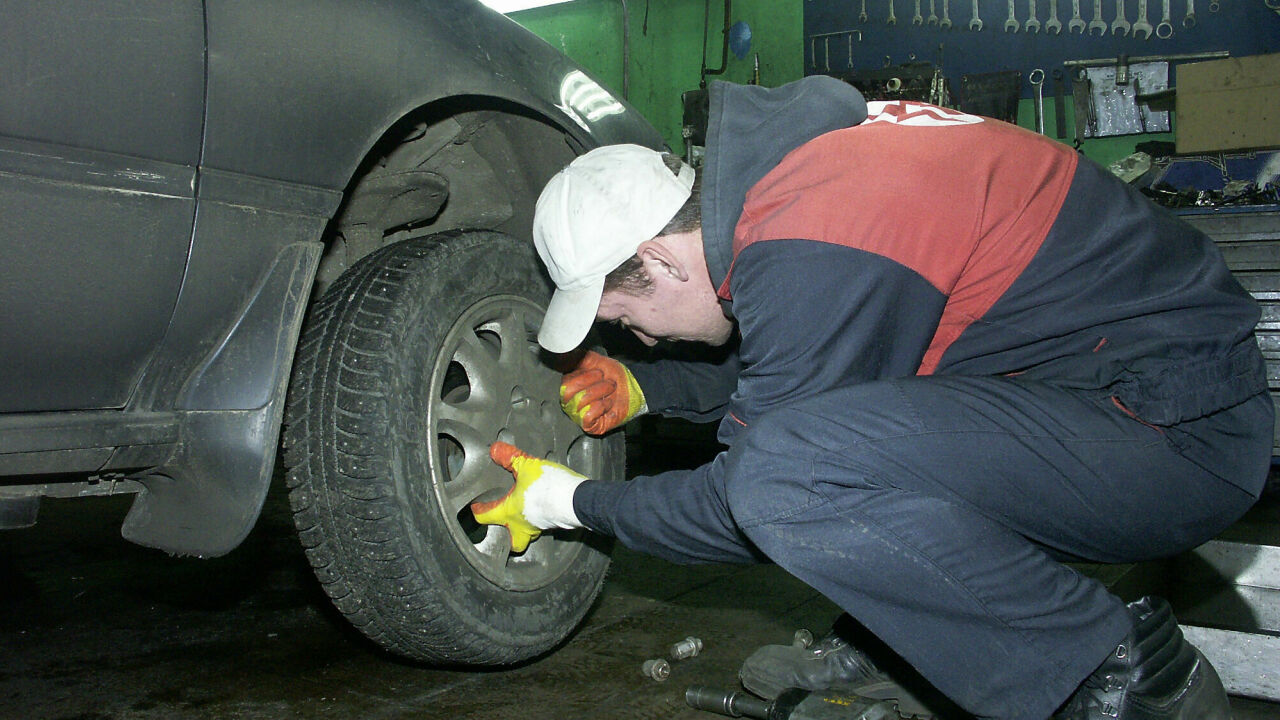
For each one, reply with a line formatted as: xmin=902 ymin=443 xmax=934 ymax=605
xmin=533 ymin=144 xmax=695 ymax=353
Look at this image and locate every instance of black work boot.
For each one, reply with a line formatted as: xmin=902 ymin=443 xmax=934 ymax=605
xmin=1055 ymin=596 xmax=1232 ymax=720
xmin=738 ymin=615 xmax=941 ymax=718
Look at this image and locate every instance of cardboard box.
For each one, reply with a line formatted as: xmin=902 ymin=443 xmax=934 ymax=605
xmin=1176 ymin=53 xmax=1280 ymax=154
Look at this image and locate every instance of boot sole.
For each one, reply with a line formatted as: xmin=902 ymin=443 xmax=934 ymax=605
xmin=740 ymin=671 xmax=938 ymax=718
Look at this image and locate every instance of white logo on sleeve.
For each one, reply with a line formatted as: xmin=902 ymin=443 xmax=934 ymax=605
xmin=863 ymin=101 xmax=984 ymax=126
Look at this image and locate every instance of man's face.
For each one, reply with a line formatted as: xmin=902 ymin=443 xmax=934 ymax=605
xmin=596 ymin=287 xmax=733 ymax=347
xmin=594 ymin=232 xmax=734 ymax=348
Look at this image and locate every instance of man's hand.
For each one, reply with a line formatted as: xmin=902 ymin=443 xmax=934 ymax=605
xmin=560 ymin=351 xmax=647 ymax=435
xmin=470 ymin=442 xmax=587 ymax=553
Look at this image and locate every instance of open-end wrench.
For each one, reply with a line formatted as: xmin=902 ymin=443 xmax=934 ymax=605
xmin=1052 ymin=69 xmax=1067 ymax=137
xmin=913 ymin=0 xmax=924 ymax=24
xmin=1045 ymin=0 xmax=1063 ymax=31
xmin=1088 ymin=0 xmax=1108 ymax=34
xmin=860 ymin=0 xmax=869 ymax=22
xmin=970 ymin=0 xmax=984 ymax=29
xmin=1184 ymin=0 xmax=1196 ymax=27
xmin=1030 ymin=69 xmax=1046 ymax=134
xmin=941 ymin=0 xmax=953 ymax=28
xmin=1132 ymin=0 xmax=1154 ymax=37
xmin=1069 ymin=0 xmax=1087 ymax=32
xmin=1157 ymin=0 xmax=1173 ymax=36
xmin=1026 ymin=0 xmax=1042 ymax=31
xmin=888 ymin=0 xmax=898 ymax=25
xmin=1006 ymin=0 xmax=1021 ymax=30
xmin=928 ymin=0 xmax=940 ymax=24
xmin=1112 ymin=0 xmax=1131 ymax=33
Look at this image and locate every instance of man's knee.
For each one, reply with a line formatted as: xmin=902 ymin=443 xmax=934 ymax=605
xmin=722 ymin=407 xmax=830 ymax=530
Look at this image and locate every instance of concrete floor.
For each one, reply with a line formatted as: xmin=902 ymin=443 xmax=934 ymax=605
xmin=2 ymin=425 xmax=1278 ymax=720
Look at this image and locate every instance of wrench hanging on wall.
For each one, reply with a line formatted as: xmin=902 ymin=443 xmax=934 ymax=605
xmin=1030 ymin=68 xmax=1046 ymax=134
xmin=1088 ymin=0 xmax=1108 ymax=34
xmin=1157 ymin=0 xmax=1174 ymax=37
xmin=1026 ymin=0 xmax=1042 ymax=32
xmin=970 ymin=0 xmax=984 ymax=29
xmin=1133 ymin=0 xmax=1154 ymax=38
xmin=1052 ymin=69 xmax=1068 ymax=138
xmin=1069 ymin=0 xmax=1087 ymax=32
xmin=1112 ymin=0 xmax=1131 ymax=34
xmin=1046 ymin=0 xmax=1063 ymax=32
xmin=1006 ymin=0 xmax=1021 ymax=30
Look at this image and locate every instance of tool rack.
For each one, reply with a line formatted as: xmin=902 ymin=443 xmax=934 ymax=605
xmin=803 ymin=0 xmax=1280 ymax=115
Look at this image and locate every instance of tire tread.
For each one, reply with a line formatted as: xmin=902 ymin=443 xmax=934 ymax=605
xmin=283 ymin=231 xmax=610 ymax=664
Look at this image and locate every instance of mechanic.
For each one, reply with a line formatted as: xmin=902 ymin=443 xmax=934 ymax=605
xmin=470 ymin=76 xmax=1273 ymax=719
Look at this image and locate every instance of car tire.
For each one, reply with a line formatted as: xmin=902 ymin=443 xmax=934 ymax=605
xmin=283 ymin=230 xmax=621 ymax=664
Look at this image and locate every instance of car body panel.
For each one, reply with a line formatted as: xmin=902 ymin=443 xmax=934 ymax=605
xmin=0 ymin=0 xmax=664 ymax=557
xmin=201 ymin=0 xmax=661 ymax=190
xmin=0 ymin=1 xmax=204 ymax=412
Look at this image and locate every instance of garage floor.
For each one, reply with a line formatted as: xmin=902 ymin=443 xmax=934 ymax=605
xmin=2 ymin=425 xmax=1278 ymax=720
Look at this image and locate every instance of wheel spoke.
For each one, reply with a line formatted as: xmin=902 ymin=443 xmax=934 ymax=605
xmin=473 ymin=527 xmax=516 ymax=568
xmin=435 ymin=418 xmax=513 ymax=508
xmin=548 ymin=413 xmax=583 ymax=470
xmin=453 ymin=330 xmax=503 ymax=388
xmin=435 ymin=393 xmax=499 ymax=432
xmin=436 ymin=416 xmax=490 ymax=454
xmin=440 ymin=464 xmax=514 ymax=517
xmin=489 ymin=306 xmax=533 ymax=371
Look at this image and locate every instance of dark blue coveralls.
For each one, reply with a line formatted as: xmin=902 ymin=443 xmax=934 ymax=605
xmin=571 ymin=77 xmax=1274 ymax=719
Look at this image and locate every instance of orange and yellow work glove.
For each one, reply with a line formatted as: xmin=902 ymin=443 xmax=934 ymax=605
xmin=560 ymin=351 xmax=647 ymax=436
xmin=469 ymin=442 xmax=587 ymax=553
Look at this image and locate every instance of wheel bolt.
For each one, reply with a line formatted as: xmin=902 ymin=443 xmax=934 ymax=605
xmin=669 ymin=636 xmax=703 ymax=660
xmin=793 ymin=629 xmax=814 ymax=648
xmin=641 ymin=658 xmax=671 ymax=681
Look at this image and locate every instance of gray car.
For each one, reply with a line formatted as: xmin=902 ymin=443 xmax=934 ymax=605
xmin=0 ymin=0 xmax=663 ymax=664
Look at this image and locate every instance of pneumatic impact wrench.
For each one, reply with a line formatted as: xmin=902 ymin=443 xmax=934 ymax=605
xmin=686 ymin=686 xmax=898 ymax=720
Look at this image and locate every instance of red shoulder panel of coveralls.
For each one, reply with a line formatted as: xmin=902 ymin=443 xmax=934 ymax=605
xmin=719 ymin=101 xmax=1078 ymax=375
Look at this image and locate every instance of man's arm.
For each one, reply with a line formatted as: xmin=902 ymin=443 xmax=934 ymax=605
xmin=573 ymin=451 xmax=765 ymax=565
xmin=627 ymin=340 xmax=741 ymax=423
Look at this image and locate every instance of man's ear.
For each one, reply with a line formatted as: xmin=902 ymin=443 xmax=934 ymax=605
xmin=637 ymin=239 xmax=689 ymax=282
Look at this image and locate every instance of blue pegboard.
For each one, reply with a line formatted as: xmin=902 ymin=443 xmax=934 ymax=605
xmin=803 ymin=1 xmax=1280 ymax=98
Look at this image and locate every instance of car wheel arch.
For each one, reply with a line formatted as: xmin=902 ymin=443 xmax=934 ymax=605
xmin=314 ymin=95 xmax=593 ymax=296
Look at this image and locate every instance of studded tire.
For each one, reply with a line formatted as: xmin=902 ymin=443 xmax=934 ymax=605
xmin=283 ymin=230 xmax=621 ymax=664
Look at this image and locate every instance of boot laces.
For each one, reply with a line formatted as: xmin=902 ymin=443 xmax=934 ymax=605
xmin=1076 ymin=673 xmax=1122 ymax=717
xmin=1060 ymin=649 xmax=1128 ymax=719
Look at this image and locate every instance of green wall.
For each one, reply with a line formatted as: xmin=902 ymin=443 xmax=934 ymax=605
xmin=512 ymin=1 xmax=1166 ymax=167
xmin=512 ymin=0 xmax=803 ymax=151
